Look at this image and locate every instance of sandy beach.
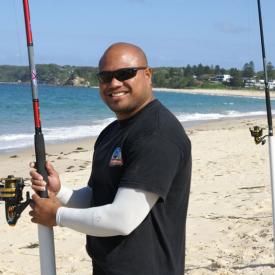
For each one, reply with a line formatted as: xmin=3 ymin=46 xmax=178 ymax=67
xmin=1 ymin=116 xmax=275 ymax=274
xmin=185 ymin=117 xmax=275 ymax=275
xmin=92 ymin=86 xmax=275 ymax=98
xmin=154 ymin=87 xmax=275 ymax=98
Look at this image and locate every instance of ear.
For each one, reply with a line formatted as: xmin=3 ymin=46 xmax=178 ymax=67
xmin=144 ymin=68 xmax=153 ymax=85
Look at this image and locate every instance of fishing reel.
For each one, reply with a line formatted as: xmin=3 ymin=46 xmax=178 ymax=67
xmin=0 ymin=175 xmax=30 ymax=226
xmin=249 ymin=126 xmax=267 ymax=145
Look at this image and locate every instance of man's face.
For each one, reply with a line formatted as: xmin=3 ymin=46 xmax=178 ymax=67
xmin=98 ymin=48 xmax=153 ymax=120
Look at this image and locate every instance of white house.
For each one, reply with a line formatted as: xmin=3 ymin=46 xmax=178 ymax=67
xmin=215 ymin=74 xmax=232 ymax=82
xmin=244 ymin=79 xmax=256 ymax=88
xmin=254 ymin=79 xmax=275 ymax=90
xmin=269 ymin=80 xmax=275 ymax=90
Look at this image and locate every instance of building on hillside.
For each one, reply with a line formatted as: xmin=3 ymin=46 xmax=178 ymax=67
xmin=244 ymin=79 xmax=256 ymax=88
xmin=246 ymin=79 xmax=275 ymax=90
xmin=269 ymin=80 xmax=275 ymax=90
xmin=214 ymin=74 xmax=232 ymax=83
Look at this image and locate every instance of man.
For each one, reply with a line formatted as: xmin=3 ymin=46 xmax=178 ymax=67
xmin=30 ymin=42 xmax=192 ymax=275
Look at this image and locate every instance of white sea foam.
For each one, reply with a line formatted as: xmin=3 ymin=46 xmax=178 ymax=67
xmin=176 ymin=110 xmax=267 ymax=122
xmin=0 ymin=133 xmax=32 ymax=142
xmin=0 ymin=117 xmax=115 ymax=152
xmin=0 ymin=134 xmax=33 ymax=151
xmin=43 ymin=119 xmax=115 ymax=141
xmin=0 ymin=111 xmax=271 ymax=152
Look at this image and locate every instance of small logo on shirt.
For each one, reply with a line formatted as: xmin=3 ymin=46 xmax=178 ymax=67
xmin=109 ymin=147 xmax=123 ymax=167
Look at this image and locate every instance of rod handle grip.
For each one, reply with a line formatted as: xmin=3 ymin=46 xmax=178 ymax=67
xmin=35 ymin=133 xmax=48 ymax=198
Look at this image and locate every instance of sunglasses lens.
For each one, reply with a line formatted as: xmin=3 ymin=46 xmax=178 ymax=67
xmin=115 ymin=68 xmax=137 ymax=81
xmin=97 ymin=67 xmax=146 ymax=84
xmin=97 ymin=72 xmax=113 ymax=83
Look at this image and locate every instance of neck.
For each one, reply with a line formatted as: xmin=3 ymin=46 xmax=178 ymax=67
xmin=117 ymin=96 xmax=155 ymax=121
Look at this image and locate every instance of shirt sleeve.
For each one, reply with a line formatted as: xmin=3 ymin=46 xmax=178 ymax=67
xmin=120 ymin=133 xmax=181 ymax=200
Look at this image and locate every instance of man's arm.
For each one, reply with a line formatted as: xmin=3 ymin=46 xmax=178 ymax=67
xmin=56 ymin=187 xmax=159 ymax=237
xmin=30 ymin=161 xmax=93 ymax=208
xmin=57 ymin=185 xmax=93 ymax=208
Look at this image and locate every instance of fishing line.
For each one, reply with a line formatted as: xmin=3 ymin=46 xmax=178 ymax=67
xmin=247 ymin=0 xmax=253 ymax=64
xmin=242 ymin=0 xmax=255 ymax=72
xmin=12 ymin=0 xmax=24 ymax=65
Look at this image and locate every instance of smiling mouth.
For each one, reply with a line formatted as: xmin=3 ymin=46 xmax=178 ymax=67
xmin=109 ymin=92 xmax=128 ymax=98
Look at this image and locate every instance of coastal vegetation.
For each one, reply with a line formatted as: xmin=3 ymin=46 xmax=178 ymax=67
xmin=0 ymin=61 xmax=274 ymax=89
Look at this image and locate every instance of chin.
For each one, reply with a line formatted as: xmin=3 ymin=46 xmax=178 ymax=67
xmin=107 ymin=100 xmax=130 ymax=112
xmin=113 ymin=106 xmax=137 ymax=118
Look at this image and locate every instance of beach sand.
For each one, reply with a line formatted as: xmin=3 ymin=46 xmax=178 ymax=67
xmin=94 ymin=86 xmax=275 ymax=98
xmin=185 ymin=117 xmax=275 ymax=275
xmin=1 ymin=116 xmax=275 ymax=274
xmin=0 ymin=140 xmax=94 ymax=274
xmin=154 ymin=87 xmax=275 ymax=98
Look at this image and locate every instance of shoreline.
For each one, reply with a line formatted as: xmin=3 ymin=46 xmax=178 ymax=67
xmin=0 ymin=138 xmax=96 ymax=179
xmin=1 ymin=114 xmax=268 ymax=178
xmin=153 ymin=87 xmax=275 ymax=98
xmin=0 ymin=114 xmax=269 ymax=171
xmin=0 ymin=114 xmax=269 ymax=157
xmin=0 ymin=136 xmax=97 ymax=156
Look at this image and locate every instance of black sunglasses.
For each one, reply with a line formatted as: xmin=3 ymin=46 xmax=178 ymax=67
xmin=97 ymin=67 xmax=147 ymax=84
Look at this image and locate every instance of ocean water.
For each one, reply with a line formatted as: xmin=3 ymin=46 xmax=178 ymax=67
xmin=0 ymin=83 xmax=272 ymax=152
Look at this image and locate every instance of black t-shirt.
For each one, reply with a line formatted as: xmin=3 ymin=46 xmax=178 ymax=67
xmin=86 ymin=99 xmax=192 ymax=275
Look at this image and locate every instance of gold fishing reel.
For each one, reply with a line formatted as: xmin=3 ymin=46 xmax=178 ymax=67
xmin=0 ymin=175 xmax=30 ymax=226
xmin=249 ymin=126 xmax=267 ymax=145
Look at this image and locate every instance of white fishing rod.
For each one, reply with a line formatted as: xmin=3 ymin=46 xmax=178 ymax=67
xmin=22 ymin=0 xmax=57 ymax=274
xmin=250 ymin=0 xmax=275 ymax=256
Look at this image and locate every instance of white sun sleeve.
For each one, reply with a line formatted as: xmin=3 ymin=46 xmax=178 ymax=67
xmin=56 ymin=185 xmax=93 ymax=208
xmin=56 ymin=187 xmax=159 ymax=237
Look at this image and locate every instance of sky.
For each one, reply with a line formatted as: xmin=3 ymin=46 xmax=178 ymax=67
xmin=0 ymin=0 xmax=274 ymax=70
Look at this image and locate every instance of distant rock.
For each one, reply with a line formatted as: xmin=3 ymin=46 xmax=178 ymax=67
xmin=65 ymin=76 xmax=90 ymax=87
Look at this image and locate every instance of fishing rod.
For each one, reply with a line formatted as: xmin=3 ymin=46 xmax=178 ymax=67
xmin=22 ymin=0 xmax=56 ymax=274
xmin=250 ymin=0 xmax=275 ymax=255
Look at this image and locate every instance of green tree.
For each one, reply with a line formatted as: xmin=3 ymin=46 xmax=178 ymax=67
xmin=184 ymin=65 xmax=193 ymax=77
xmin=267 ymin=62 xmax=275 ymax=79
xmin=214 ymin=65 xmax=221 ymax=74
xmin=152 ymin=68 xmax=169 ymax=87
xmin=242 ymin=61 xmax=255 ymax=78
xmin=196 ymin=64 xmax=204 ymax=76
xmin=229 ymin=68 xmax=243 ymax=87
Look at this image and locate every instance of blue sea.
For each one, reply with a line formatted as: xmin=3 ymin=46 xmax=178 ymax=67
xmin=0 ymin=83 xmax=272 ymax=152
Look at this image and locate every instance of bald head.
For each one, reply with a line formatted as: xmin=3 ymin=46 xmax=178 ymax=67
xmin=99 ymin=42 xmax=148 ymax=71
xmin=97 ymin=42 xmax=154 ymax=120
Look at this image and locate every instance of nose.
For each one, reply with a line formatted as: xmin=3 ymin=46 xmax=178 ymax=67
xmin=108 ymin=76 xmax=123 ymax=88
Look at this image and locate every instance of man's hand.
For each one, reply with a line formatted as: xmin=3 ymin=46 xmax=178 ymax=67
xmin=30 ymin=161 xmax=61 ymax=195
xmin=29 ymin=192 xmax=61 ymax=227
